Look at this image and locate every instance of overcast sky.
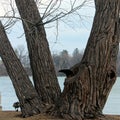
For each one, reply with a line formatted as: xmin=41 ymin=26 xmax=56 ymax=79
xmin=0 ymin=0 xmax=95 ymax=54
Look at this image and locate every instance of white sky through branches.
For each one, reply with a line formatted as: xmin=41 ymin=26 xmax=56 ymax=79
xmin=0 ymin=0 xmax=95 ymax=54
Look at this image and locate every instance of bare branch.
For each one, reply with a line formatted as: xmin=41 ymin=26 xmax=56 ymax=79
xmin=0 ymin=0 xmax=17 ymax=29
xmin=0 ymin=0 xmax=94 ymax=30
xmin=42 ymin=0 xmax=54 ymax=19
xmin=42 ymin=0 xmax=62 ymax=20
xmin=36 ymin=0 xmax=94 ymax=25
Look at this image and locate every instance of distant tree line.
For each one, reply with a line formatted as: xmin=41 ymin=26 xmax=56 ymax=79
xmin=53 ymin=48 xmax=83 ymax=76
xmin=0 ymin=47 xmax=120 ymax=77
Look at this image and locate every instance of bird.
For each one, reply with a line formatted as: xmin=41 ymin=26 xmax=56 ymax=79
xmin=13 ymin=102 xmax=20 ymax=112
xmin=59 ymin=69 xmax=74 ymax=78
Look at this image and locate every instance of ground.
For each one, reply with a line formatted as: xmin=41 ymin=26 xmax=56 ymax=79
xmin=0 ymin=111 xmax=63 ymax=120
xmin=0 ymin=111 xmax=120 ymax=120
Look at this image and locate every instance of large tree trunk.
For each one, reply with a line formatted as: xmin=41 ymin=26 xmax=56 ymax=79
xmin=15 ymin=0 xmax=61 ymax=106
xmin=0 ymin=21 xmax=42 ymax=117
xmin=54 ymin=0 xmax=120 ymax=120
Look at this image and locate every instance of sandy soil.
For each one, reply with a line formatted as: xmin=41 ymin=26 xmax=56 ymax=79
xmin=0 ymin=111 xmax=120 ymax=120
xmin=0 ymin=111 xmax=63 ymax=120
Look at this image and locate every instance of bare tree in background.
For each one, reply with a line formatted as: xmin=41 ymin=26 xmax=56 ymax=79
xmin=15 ymin=46 xmax=28 ymax=66
xmin=71 ymin=48 xmax=83 ymax=66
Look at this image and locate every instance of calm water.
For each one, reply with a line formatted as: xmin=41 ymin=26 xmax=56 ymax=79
xmin=0 ymin=76 xmax=120 ymax=115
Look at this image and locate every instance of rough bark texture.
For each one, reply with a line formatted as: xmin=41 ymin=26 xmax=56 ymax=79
xmin=15 ymin=0 xmax=61 ymax=106
xmin=0 ymin=21 xmax=42 ymax=117
xmin=54 ymin=0 xmax=120 ymax=120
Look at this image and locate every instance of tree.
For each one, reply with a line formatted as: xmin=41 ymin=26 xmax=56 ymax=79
xmin=1 ymin=0 xmax=88 ymax=116
xmin=15 ymin=46 xmax=29 ymax=67
xmin=117 ymin=51 xmax=120 ymax=76
xmin=0 ymin=21 xmax=42 ymax=117
xmin=14 ymin=46 xmax=32 ymax=75
xmin=0 ymin=60 xmax=8 ymax=76
xmin=53 ymin=0 xmax=120 ymax=119
xmin=59 ymin=50 xmax=71 ymax=69
xmin=15 ymin=0 xmax=61 ymax=106
xmin=71 ymin=48 xmax=83 ymax=66
xmin=14 ymin=0 xmax=88 ymax=108
xmin=52 ymin=53 xmax=62 ymax=75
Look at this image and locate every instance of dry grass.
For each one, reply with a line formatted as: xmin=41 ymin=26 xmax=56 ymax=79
xmin=0 ymin=111 xmax=120 ymax=120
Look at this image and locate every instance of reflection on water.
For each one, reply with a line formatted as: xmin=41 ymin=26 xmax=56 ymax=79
xmin=0 ymin=76 xmax=120 ymax=115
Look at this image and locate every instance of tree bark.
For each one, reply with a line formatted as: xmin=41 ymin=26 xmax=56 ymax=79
xmin=54 ymin=0 xmax=120 ymax=119
xmin=0 ymin=21 xmax=42 ymax=117
xmin=15 ymin=0 xmax=61 ymax=106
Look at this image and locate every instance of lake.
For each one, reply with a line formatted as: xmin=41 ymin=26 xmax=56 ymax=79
xmin=0 ymin=76 xmax=120 ymax=115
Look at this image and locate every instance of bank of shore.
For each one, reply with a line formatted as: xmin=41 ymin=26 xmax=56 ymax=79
xmin=0 ymin=111 xmax=120 ymax=120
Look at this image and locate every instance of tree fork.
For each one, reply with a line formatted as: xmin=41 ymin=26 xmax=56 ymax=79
xmin=15 ymin=0 xmax=61 ymax=105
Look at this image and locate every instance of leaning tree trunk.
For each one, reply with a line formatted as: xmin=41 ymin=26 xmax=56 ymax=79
xmin=54 ymin=0 xmax=120 ymax=120
xmin=15 ymin=0 xmax=61 ymax=106
xmin=0 ymin=21 xmax=43 ymax=117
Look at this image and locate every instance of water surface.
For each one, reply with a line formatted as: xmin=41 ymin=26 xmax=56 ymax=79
xmin=0 ymin=76 xmax=120 ymax=115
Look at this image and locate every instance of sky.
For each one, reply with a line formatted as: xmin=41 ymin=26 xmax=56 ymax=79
xmin=0 ymin=0 xmax=95 ymax=55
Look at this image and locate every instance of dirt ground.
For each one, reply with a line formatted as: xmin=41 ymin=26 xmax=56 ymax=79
xmin=0 ymin=111 xmax=63 ymax=120
xmin=0 ymin=111 xmax=120 ymax=120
